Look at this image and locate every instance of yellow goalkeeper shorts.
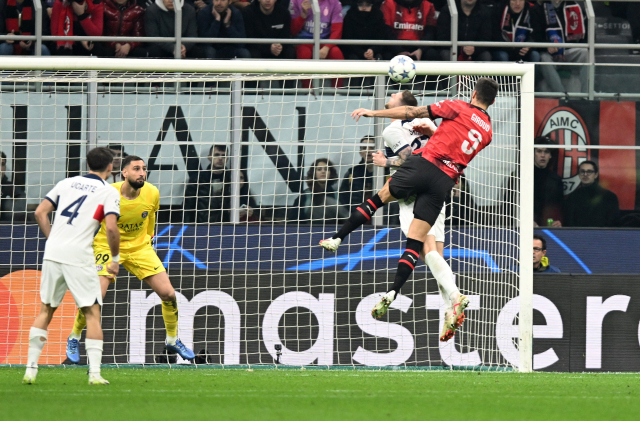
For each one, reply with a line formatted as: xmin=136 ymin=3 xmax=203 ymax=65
xmin=94 ymin=246 xmax=165 ymax=282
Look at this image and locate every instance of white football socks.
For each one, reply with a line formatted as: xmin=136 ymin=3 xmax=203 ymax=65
xmin=425 ymin=250 xmax=459 ymax=308
xmin=27 ymin=327 xmax=48 ymax=369
xmin=85 ymin=339 xmax=103 ymax=376
xmin=69 ymin=332 xmax=81 ymax=341
xmin=166 ymin=335 xmax=177 ymax=346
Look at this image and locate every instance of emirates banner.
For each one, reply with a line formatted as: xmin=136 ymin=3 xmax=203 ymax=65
xmin=534 ymin=98 xmax=640 ymax=210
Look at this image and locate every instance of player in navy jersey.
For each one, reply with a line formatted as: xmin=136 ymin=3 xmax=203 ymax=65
xmin=320 ymin=77 xmax=499 ymax=341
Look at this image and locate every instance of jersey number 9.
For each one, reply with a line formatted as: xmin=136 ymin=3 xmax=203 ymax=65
xmin=461 ymin=129 xmax=482 ymax=155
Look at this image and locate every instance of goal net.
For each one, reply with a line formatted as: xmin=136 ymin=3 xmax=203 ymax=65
xmin=0 ymin=58 xmax=534 ymax=371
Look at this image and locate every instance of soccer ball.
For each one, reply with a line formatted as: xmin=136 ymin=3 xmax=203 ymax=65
xmin=388 ymin=55 xmax=416 ymax=83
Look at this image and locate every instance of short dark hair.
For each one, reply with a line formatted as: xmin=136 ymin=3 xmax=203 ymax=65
xmin=400 ymin=90 xmax=418 ymax=107
xmin=122 ymin=155 xmax=145 ymax=169
xmin=533 ymin=234 xmax=547 ymax=250
xmin=360 ymin=135 xmax=375 ymax=144
xmin=0 ymin=151 xmax=6 ymax=160
xmin=209 ymin=145 xmax=227 ymax=156
xmin=579 ymin=160 xmax=598 ymax=173
xmin=86 ymin=147 xmax=115 ymax=172
xmin=474 ymin=77 xmax=499 ymax=106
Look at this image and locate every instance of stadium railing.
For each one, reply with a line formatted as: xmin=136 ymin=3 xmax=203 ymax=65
xmin=1 ymin=0 xmax=638 ymax=99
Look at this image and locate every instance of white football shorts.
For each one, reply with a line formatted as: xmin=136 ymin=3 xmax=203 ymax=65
xmin=40 ymin=259 xmax=103 ymax=308
xmin=399 ymin=198 xmax=446 ymax=243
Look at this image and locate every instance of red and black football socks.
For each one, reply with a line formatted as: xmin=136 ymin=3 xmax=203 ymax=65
xmin=390 ymin=238 xmax=424 ymax=295
xmin=332 ymin=194 xmax=384 ymax=241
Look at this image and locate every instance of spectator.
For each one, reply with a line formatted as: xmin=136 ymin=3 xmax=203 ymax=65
xmin=341 ymin=0 xmax=394 ymax=61
xmin=533 ymin=234 xmax=561 ymax=273
xmin=437 ymin=0 xmax=492 ymax=61
xmin=380 ymin=0 xmax=438 ymax=61
xmin=339 ymin=135 xmax=375 ymax=213
xmin=241 ymin=0 xmax=294 ymax=59
xmin=107 ymin=144 xmax=128 ymax=183
xmin=190 ymin=145 xmax=229 ymax=223
xmin=0 ymin=0 xmax=51 ymax=56
xmin=238 ymin=169 xmax=259 ymax=222
xmin=564 ymin=160 xmax=620 ymax=227
xmin=492 ymin=0 xmax=539 ymax=63
xmin=291 ymin=0 xmax=344 ymax=87
xmin=0 ymin=151 xmax=27 ymax=222
xmin=292 ymin=158 xmax=348 ymax=224
xmin=145 ymin=0 xmax=205 ymax=58
xmin=198 ymin=0 xmax=250 ymax=59
xmin=93 ymin=0 xmax=147 ymax=57
xmin=533 ymin=140 xmax=563 ymax=227
xmin=50 ymin=0 xmax=103 ymax=55
xmin=532 ymin=0 xmax=588 ymax=92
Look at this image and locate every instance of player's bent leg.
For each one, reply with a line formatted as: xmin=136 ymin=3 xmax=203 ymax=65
xmin=321 ymin=181 xmax=396 ymax=252
xmin=144 ymin=272 xmax=195 ymax=360
xmin=24 ymin=304 xmax=57 ymax=384
xmin=83 ymin=304 xmax=109 ymax=385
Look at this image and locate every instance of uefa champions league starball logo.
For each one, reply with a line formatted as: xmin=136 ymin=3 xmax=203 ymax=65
xmin=538 ymin=107 xmax=591 ymax=195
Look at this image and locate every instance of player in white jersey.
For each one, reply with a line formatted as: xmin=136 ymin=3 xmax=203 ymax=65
xmin=23 ymin=147 xmax=121 ymax=386
xmin=379 ymin=116 xmax=445 ymax=244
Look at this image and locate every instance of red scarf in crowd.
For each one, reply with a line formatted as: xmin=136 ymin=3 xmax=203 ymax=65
xmin=54 ymin=2 xmax=74 ymax=48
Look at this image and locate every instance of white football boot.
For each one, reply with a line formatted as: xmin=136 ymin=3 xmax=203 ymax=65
xmin=439 ymin=294 xmax=470 ymax=342
xmin=319 ymin=238 xmax=342 ymax=252
xmin=371 ymin=291 xmax=397 ymax=319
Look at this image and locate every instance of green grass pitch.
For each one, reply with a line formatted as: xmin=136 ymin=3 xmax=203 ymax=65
xmin=1 ymin=366 xmax=639 ymax=421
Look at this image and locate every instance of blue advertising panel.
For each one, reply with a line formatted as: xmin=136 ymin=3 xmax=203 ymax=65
xmin=1 ymin=225 xmax=638 ymax=274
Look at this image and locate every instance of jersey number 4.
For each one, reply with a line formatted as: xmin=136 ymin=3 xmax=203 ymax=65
xmin=61 ymin=195 xmax=87 ymax=225
xmin=461 ymin=129 xmax=482 ymax=155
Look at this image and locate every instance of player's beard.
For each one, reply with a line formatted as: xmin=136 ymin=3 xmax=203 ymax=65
xmin=128 ymin=178 xmax=145 ymax=190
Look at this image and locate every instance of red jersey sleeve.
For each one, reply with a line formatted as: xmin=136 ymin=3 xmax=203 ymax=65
xmin=428 ymin=99 xmax=463 ymax=120
xmin=380 ymin=0 xmax=394 ymax=27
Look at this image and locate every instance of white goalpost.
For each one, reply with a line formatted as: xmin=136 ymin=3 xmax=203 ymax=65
xmin=0 ymin=58 xmax=534 ymax=372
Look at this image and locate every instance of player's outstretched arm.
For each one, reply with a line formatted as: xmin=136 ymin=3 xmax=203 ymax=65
xmin=104 ymin=214 xmax=120 ymax=277
xmin=34 ymin=199 xmax=55 ymax=239
xmin=351 ymin=106 xmax=432 ymax=121
xmin=372 ymin=148 xmax=412 ymax=168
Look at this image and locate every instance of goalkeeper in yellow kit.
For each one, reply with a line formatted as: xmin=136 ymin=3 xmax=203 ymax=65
xmin=65 ymin=155 xmax=195 ymax=362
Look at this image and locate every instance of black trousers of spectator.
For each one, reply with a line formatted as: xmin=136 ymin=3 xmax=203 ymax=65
xmin=53 ymin=42 xmax=97 ymax=56
xmin=91 ymin=43 xmax=149 ymax=58
xmin=147 ymin=44 xmax=208 ymax=59
xmin=248 ymin=45 xmax=296 ymax=60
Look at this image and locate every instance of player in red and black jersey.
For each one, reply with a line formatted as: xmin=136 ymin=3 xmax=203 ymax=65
xmin=320 ymin=77 xmax=499 ymax=341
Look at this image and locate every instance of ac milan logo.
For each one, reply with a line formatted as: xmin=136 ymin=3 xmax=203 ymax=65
xmin=63 ymin=16 xmax=71 ymax=36
xmin=537 ymin=107 xmax=591 ymax=195
xmin=569 ymin=11 xmax=579 ymax=31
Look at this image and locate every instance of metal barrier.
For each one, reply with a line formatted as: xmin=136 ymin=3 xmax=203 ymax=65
xmin=0 ymin=0 xmax=638 ymax=97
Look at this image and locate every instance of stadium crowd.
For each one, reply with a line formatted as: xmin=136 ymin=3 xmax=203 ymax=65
xmin=1 ymin=0 xmax=639 ymax=90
